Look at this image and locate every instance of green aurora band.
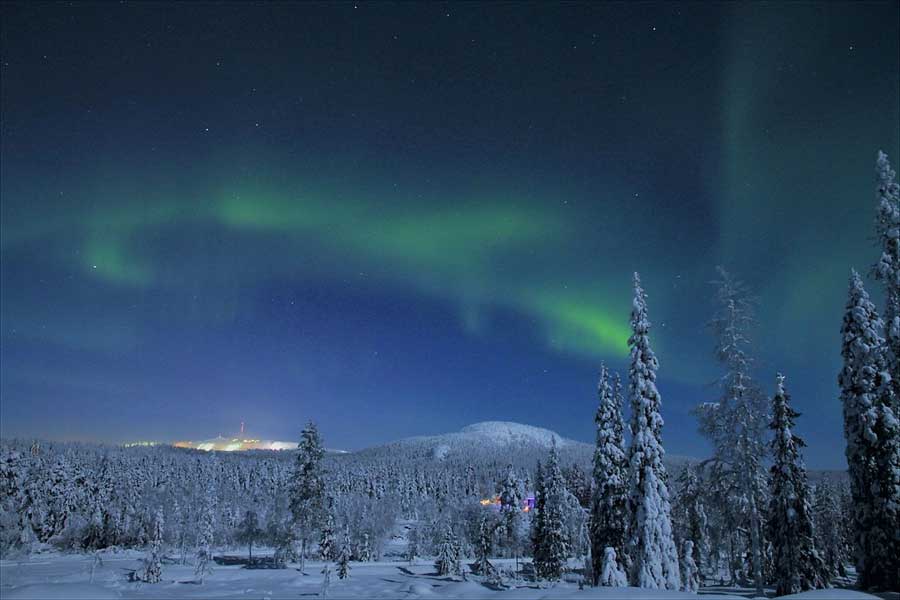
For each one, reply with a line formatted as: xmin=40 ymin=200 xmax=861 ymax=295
xmin=2 ymin=176 xmax=636 ymax=361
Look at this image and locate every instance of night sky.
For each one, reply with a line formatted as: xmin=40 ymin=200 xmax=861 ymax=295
xmin=1 ymin=2 xmax=898 ymax=468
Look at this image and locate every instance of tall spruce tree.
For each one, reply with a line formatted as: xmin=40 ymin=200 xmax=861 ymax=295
xmin=767 ymin=373 xmax=828 ymax=595
xmin=319 ymin=503 xmax=337 ymax=561
xmin=694 ymin=267 xmax=767 ymax=596
xmin=873 ymin=150 xmax=900 ymax=415
xmin=530 ymin=460 xmax=546 ymax=569
xmin=590 ymin=363 xmax=629 ymax=585
xmin=869 ymin=151 xmax=900 ymax=591
xmin=142 ymin=508 xmax=164 ymax=584
xmin=534 ymin=442 xmax=570 ymax=581
xmin=498 ymin=466 xmax=523 ymax=557
xmin=474 ymin=515 xmax=496 ymax=576
xmin=868 ymin=393 xmax=900 ymax=591
xmin=838 ymin=270 xmax=898 ymax=590
xmin=626 ymin=272 xmax=681 ymax=590
xmin=289 ymin=421 xmax=326 ymax=571
xmin=337 ymin=529 xmax=352 ymax=579
xmin=195 ymin=480 xmax=215 ymax=582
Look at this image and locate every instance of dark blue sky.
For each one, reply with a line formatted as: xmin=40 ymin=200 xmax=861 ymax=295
xmin=1 ymin=2 xmax=898 ymax=468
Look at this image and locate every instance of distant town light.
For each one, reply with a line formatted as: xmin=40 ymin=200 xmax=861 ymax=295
xmin=136 ymin=422 xmax=298 ymax=452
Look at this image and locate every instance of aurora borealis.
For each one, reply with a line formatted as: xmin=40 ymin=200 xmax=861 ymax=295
xmin=1 ymin=2 xmax=897 ymax=467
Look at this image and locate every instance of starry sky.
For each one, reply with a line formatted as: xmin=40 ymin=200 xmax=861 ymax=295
xmin=1 ymin=2 xmax=898 ymax=468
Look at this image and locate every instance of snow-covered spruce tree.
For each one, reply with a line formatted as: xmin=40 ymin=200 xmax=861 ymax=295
xmin=873 ymin=150 xmax=900 ymax=415
xmin=82 ymin=498 xmax=104 ymax=551
xmin=289 ymin=421 xmax=327 ymax=571
xmin=694 ymin=267 xmax=767 ymax=596
xmin=337 ymin=529 xmax=351 ymax=579
xmin=599 ymin=547 xmax=627 ymax=587
xmin=195 ymin=494 xmax=214 ymax=582
xmin=359 ymin=532 xmax=371 ymax=562
xmin=174 ymin=499 xmax=189 ymax=564
xmin=838 ymin=270 xmax=900 ymax=590
xmin=767 ymin=373 xmax=828 ymax=596
xmin=812 ymin=480 xmax=846 ymax=580
xmin=590 ymin=363 xmax=629 ymax=586
xmin=235 ymin=509 xmax=261 ymax=560
xmin=868 ymin=394 xmax=900 ymax=590
xmin=474 ymin=515 xmax=496 ymax=576
xmin=497 ymin=465 xmax=523 ymax=557
xmin=867 ymin=152 xmax=900 ymax=589
xmin=626 ymin=272 xmax=681 ymax=590
xmin=533 ymin=442 xmax=570 ymax=581
xmin=435 ymin=525 xmax=461 ymax=576
xmin=562 ymin=485 xmax=590 ymax=564
xmin=142 ymin=508 xmax=164 ymax=584
xmin=0 ymin=449 xmax=23 ymax=553
xmin=530 ymin=460 xmax=546 ymax=569
xmin=673 ymin=463 xmax=707 ymax=572
xmin=680 ymin=540 xmax=700 ymax=593
xmin=319 ymin=505 xmax=337 ymax=561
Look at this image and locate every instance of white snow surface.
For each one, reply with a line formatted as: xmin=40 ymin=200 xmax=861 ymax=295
xmin=409 ymin=421 xmax=567 ymax=451
xmin=458 ymin=422 xmax=568 ymax=448
xmin=781 ymin=590 xmax=885 ymax=599
xmin=0 ymin=552 xmax=883 ymax=600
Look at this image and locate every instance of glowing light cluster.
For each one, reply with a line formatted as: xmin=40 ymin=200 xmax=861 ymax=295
xmin=479 ymin=495 xmax=535 ymax=512
xmin=173 ymin=436 xmax=295 ymax=452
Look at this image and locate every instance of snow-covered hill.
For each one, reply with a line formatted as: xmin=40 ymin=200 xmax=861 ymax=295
xmin=458 ymin=421 xmax=568 ymax=447
xmin=348 ymin=420 xmax=572 ymax=463
xmin=404 ymin=420 xmax=570 ymax=456
xmin=341 ymin=421 xmax=693 ymax=474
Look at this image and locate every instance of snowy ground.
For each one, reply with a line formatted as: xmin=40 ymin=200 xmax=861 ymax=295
xmin=0 ymin=552 xmax=885 ymax=600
